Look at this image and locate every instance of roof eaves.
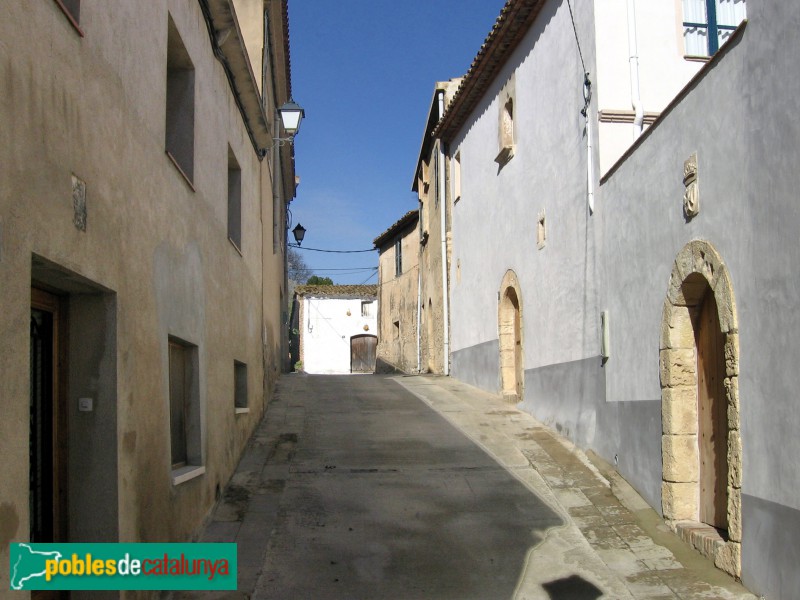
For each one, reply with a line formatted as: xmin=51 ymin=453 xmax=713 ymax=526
xmin=373 ymin=210 xmax=419 ymax=248
xmin=199 ymin=0 xmax=272 ymax=156
xmin=434 ymin=0 xmax=545 ymax=142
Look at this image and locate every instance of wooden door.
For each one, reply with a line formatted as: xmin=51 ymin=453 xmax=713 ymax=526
xmin=351 ymin=335 xmax=377 ymax=373
xmin=696 ymin=290 xmax=728 ymax=530
xmin=513 ymin=299 xmax=522 ymax=400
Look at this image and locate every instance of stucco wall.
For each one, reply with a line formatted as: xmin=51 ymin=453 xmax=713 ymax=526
xmin=0 ymin=0 xmax=286 ymax=588
xmin=445 ymin=1 xmax=799 ymax=594
xmin=598 ymin=3 xmax=800 ymax=595
xmin=301 ymin=297 xmax=378 ymax=374
xmin=449 ymin=0 xmax=600 ymax=386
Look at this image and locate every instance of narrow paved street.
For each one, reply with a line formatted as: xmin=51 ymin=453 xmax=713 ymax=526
xmin=185 ymin=375 xmax=754 ymax=600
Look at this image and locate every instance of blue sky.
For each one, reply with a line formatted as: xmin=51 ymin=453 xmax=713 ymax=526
xmin=287 ymin=1 xmax=507 ymax=284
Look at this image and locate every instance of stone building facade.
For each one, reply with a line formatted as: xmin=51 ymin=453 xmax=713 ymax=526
xmin=374 ymin=211 xmax=420 ymax=373
xmin=0 ymin=1 xmax=296 ymax=594
xmin=412 ymin=80 xmax=461 ymax=375
xmin=416 ymin=0 xmax=799 ymax=596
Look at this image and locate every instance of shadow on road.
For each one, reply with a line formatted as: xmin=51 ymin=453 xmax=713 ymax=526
xmin=253 ymin=375 xmax=564 ymax=599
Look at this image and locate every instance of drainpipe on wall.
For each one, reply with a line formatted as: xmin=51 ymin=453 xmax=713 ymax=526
xmin=627 ymin=0 xmax=644 ymax=139
xmin=416 ymin=264 xmax=422 ymax=373
xmin=437 ymin=91 xmax=450 ymax=376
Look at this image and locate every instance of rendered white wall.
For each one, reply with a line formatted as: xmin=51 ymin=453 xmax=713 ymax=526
xmin=302 ymin=297 xmax=378 ymax=374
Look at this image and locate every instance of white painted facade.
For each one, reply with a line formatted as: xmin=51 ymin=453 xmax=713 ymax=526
xmin=301 ymin=296 xmax=378 ymax=374
xmin=594 ymin=1 xmax=707 ymax=172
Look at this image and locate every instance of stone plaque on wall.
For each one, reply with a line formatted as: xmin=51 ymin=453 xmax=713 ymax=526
xmin=683 ymin=153 xmax=699 ymax=220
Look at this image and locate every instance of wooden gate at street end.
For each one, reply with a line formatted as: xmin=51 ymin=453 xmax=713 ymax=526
xmin=350 ymin=334 xmax=377 ymax=373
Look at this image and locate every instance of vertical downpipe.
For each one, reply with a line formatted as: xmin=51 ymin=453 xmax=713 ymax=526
xmin=627 ymin=0 xmax=643 ymax=139
xmin=416 ymin=263 xmax=422 ymax=373
xmin=438 ymin=91 xmax=450 ymax=376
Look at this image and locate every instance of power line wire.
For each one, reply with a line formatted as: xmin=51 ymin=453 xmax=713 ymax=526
xmin=358 ymin=271 xmax=378 ymax=285
xmin=305 ymin=267 xmax=378 ymax=272
xmin=565 ymin=0 xmax=586 ymax=74
xmin=289 ymin=245 xmax=376 ymax=254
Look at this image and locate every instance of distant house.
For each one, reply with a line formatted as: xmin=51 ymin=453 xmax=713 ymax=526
xmin=291 ymin=285 xmax=378 ymax=374
xmin=373 ymin=210 xmax=420 ymax=373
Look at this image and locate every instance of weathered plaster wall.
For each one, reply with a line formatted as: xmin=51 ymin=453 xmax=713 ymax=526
xmin=301 ymin=297 xmax=378 ymax=374
xmin=377 ymin=225 xmax=420 ymax=373
xmin=598 ymin=2 xmax=800 ymax=594
xmin=0 ymin=1 xmax=286 ymax=588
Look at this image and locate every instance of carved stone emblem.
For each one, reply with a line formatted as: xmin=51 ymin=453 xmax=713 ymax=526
xmin=72 ymin=174 xmax=87 ymax=231
xmin=683 ymin=153 xmax=699 ymax=220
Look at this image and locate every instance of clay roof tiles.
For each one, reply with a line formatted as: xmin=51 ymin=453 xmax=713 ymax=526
xmin=434 ymin=0 xmax=545 ymax=141
xmin=295 ymin=285 xmax=378 ymax=299
xmin=372 ymin=210 xmax=419 ymax=248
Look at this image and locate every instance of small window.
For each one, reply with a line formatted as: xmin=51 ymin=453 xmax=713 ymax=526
xmin=393 ymin=320 xmax=400 ymax=339
xmin=165 ymin=15 xmax=195 ymax=184
xmin=395 ymin=239 xmax=403 ymax=276
xmin=227 ymin=146 xmax=242 ymax=251
xmin=434 ymin=146 xmax=440 ymax=207
xmin=537 ymin=210 xmax=546 ymax=250
xmin=453 ymin=151 xmax=462 ymax=204
xmin=682 ymin=0 xmax=746 ymax=57
xmin=361 ymin=301 xmax=373 ymax=318
xmin=53 ymin=0 xmax=83 ymax=35
xmin=496 ymin=80 xmax=516 ymax=165
xmin=234 ymin=361 xmax=248 ymax=412
xmin=168 ymin=337 xmax=201 ymax=476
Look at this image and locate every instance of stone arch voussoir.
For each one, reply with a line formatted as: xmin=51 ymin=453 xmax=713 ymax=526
xmin=660 ymin=240 xmax=741 ymax=577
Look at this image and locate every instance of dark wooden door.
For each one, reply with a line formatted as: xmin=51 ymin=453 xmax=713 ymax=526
xmin=696 ymin=290 xmax=728 ymax=530
xmin=351 ymin=335 xmax=377 ymax=373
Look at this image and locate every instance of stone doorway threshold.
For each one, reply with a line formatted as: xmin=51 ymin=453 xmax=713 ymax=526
xmin=672 ymin=521 xmax=728 ymax=563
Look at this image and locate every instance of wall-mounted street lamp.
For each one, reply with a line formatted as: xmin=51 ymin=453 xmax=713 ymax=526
xmin=258 ymin=99 xmax=305 ymax=158
xmin=291 ymin=223 xmax=306 ymax=246
xmin=278 ymin=100 xmax=305 ymax=137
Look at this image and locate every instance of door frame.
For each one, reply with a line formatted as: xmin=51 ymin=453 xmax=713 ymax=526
xmin=659 ymin=241 xmax=741 ymax=576
xmin=30 ymin=287 xmax=69 ymax=543
xmin=498 ymin=270 xmax=523 ymax=403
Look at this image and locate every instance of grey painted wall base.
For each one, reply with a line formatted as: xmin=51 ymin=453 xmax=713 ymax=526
xmin=742 ymin=494 xmax=800 ymax=599
xmin=452 ymin=344 xmax=663 ymax=511
xmin=451 ymin=340 xmax=500 ymax=394
xmin=520 ymin=357 xmax=662 ymax=510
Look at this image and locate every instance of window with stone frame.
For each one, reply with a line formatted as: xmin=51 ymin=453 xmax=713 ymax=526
xmin=496 ymin=77 xmax=516 ymax=166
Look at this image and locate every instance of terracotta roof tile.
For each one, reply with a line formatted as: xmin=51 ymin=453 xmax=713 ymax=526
xmin=372 ymin=210 xmax=419 ymax=248
xmin=435 ymin=0 xmax=545 ymax=141
xmin=295 ymin=284 xmax=378 ymax=299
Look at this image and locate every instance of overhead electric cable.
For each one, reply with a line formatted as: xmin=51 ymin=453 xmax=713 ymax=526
xmin=565 ymin=0 xmax=586 ymax=74
xmin=288 ymin=245 xmax=376 ymax=253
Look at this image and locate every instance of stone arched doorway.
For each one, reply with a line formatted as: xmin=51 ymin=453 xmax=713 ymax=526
xmin=499 ymin=270 xmax=523 ymax=403
xmin=660 ymin=240 xmax=741 ymax=577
